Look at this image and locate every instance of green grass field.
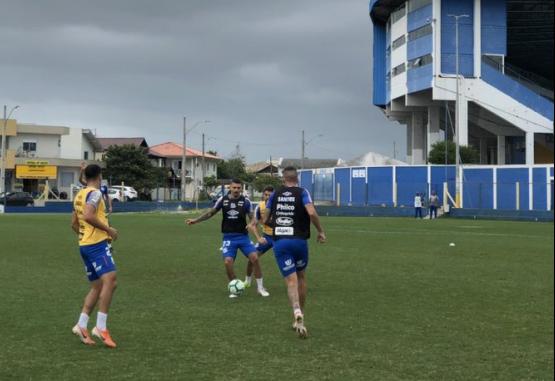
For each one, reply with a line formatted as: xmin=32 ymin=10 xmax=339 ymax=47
xmin=0 ymin=213 xmax=553 ymax=380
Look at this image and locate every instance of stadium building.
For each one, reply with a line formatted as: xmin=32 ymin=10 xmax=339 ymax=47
xmin=369 ymin=0 xmax=554 ymax=165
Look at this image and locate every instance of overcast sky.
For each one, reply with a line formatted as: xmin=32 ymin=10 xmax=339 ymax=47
xmin=1 ymin=0 xmax=404 ymax=162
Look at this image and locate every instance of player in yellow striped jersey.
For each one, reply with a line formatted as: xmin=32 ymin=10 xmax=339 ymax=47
xmin=245 ymin=186 xmax=274 ymax=296
xmin=71 ymin=164 xmax=119 ymax=348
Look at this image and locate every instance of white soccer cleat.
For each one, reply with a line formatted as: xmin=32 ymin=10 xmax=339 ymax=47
xmin=229 ymin=293 xmax=239 ymax=299
xmin=72 ymin=324 xmax=95 ymax=345
xmin=294 ymin=311 xmax=308 ymax=339
xmin=257 ymin=288 xmax=270 ymax=297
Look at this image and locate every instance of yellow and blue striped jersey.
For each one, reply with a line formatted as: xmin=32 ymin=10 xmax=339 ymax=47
xmin=255 ymin=200 xmax=273 ymax=236
xmin=73 ymin=187 xmax=109 ymax=246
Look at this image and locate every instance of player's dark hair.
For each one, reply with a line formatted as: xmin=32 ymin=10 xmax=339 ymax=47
xmin=263 ymin=186 xmax=274 ymax=192
xmin=282 ymin=166 xmax=298 ymax=181
xmin=231 ymin=178 xmax=242 ymax=185
xmin=84 ymin=164 xmax=102 ymax=181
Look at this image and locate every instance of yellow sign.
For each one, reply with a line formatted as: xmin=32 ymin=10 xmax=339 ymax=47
xmin=16 ymin=165 xmax=57 ymax=179
xmin=26 ymin=160 xmax=49 ymax=166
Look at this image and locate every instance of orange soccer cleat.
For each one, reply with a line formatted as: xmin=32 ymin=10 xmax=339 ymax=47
xmin=92 ymin=327 xmax=117 ymax=348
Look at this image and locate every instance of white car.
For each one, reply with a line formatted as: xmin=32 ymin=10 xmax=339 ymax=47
xmin=110 ymin=186 xmax=138 ymax=201
xmin=107 ymin=188 xmax=122 ymax=202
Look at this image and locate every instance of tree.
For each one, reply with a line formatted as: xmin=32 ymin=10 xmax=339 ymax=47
xmin=428 ymin=141 xmax=480 ymax=165
xmin=203 ymin=175 xmax=219 ymax=188
xmin=217 ymin=157 xmax=249 ymax=180
xmin=104 ymin=145 xmax=165 ymax=191
xmin=252 ymin=175 xmax=283 ymax=192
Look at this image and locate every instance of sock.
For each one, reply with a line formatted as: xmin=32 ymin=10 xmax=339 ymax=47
xmin=245 ymin=275 xmax=252 ymax=285
xmin=97 ymin=312 xmax=108 ymax=331
xmin=77 ymin=313 xmax=89 ymax=329
xmin=293 ymin=307 xmax=303 ymax=317
xmin=256 ymin=278 xmax=264 ymax=289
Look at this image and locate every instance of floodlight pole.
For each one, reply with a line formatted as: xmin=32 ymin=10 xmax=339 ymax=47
xmin=301 ymin=131 xmax=324 ymax=170
xmin=449 ymin=14 xmax=469 ymax=208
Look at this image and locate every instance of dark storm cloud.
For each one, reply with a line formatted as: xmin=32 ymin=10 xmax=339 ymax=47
xmin=0 ymin=0 xmax=404 ymax=161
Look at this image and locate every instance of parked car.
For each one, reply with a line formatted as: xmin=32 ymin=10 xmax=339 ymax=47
xmin=0 ymin=192 xmax=35 ymax=206
xmin=209 ymin=187 xmax=250 ymax=202
xmin=110 ymin=186 xmax=138 ymax=201
xmin=210 ymin=187 xmax=229 ymax=202
xmin=107 ymin=189 xmax=122 ymax=202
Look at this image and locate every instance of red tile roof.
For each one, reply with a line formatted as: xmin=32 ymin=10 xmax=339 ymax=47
xmin=149 ymin=142 xmax=220 ymax=159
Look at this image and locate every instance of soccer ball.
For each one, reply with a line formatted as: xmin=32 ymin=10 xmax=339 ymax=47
xmin=228 ymin=279 xmax=245 ymax=296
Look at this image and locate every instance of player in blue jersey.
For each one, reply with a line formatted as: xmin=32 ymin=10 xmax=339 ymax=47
xmin=263 ymin=167 xmax=326 ymax=338
xmin=186 ymin=179 xmax=269 ymax=298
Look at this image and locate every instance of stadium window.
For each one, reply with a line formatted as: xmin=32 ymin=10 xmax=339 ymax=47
xmin=392 ymin=63 xmax=406 ymax=77
xmin=408 ymin=54 xmax=433 ymax=69
xmin=84 ymin=151 xmax=89 ymax=160
xmin=390 ymin=3 xmax=406 ymax=24
xmin=392 ymin=35 xmax=406 ymax=50
xmin=408 ymin=24 xmax=432 ymax=41
xmin=408 ymin=0 xmax=432 ymax=12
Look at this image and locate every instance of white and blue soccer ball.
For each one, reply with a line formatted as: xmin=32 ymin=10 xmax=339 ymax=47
xmin=228 ymin=279 xmax=245 ymax=296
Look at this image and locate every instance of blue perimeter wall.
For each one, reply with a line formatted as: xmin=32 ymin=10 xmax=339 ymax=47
xmin=300 ymin=165 xmax=554 ymax=211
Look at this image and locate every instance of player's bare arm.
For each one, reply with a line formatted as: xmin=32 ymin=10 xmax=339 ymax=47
xmin=83 ymin=204 xmax=118 ymax=241
xmin=71 ymin=211 xmax=80 ymax=234
xmin=305 ymin=203 xmax=326 ymax=243
xmin=78 ymin=162 xmax=87 ymax=186
xmin=186 ymin=208 xmax=218 ymax=225
xmin=247 ymin=212 xmax=266 ymax=245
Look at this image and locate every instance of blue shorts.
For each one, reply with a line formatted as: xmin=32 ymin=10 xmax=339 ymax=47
xmin=221 ymin=234 xmax=257 ymax=260
xmin=79 ymin=240 xmax=116 ymax=282
xmin=273 ymin=239 xmax=309 ymax=277
xmin=255 ymin=234 xmax=274 ymax=254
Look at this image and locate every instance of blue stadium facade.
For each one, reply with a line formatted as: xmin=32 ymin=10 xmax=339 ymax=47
xmin=369 ymin=0 xmax=553 ymax=166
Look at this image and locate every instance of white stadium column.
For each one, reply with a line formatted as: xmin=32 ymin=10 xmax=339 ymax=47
xmin=497 ymin=136 xmax=506 ymax=164
xmin=406 ymin=121 xmax=413 ymax=165
xmin=457 ymin=97 xmax=469 ymax=146
xmin=412 ymin=112 xmax=426 ymax=165
xmin=427 ymin=106 xmax=442 ymax=160
xmin=474 ymin=0 xmax=481 ymax=78
xmin=525 ymin=132 xmax=535 ymax=165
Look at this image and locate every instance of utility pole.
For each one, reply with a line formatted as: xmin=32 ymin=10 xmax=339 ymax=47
xmin=181 ymin=117 xmax=187 ymax=202
xmin=301 ymin=130 xmax=305 ymax=169
xmin=1 ymin=105 xmax=7 ymax=196
xmin=449 ymin=14 xmax=469 ymax=208
xmin=393 ymin=141 xmax=397 ymax=159
xmin=181 ymin=118 xmax=211 ymax=202
xmin=269 ymin=155 xmax=273 ymax=177
xmin=201 ymin=133 xmax=206 ymax=193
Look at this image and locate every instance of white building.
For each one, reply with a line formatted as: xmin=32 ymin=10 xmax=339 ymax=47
xmin=1 ymin=120 xmax=102 ymax=197
xmin=148 ymin=142 xmax=221 ymax=200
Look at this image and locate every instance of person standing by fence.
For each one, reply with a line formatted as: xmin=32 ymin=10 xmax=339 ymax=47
xmin=414 ymin=193 xmax=423 ymax=219
xmin=429 ymin=191 xmax=439 ymax=219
